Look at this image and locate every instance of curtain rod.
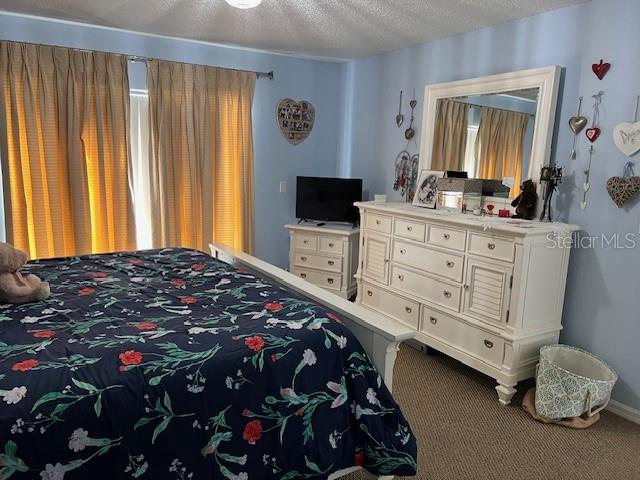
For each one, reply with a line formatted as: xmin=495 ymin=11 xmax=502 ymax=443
xmin=128 ymin=55 xmax=274 ymax=80
xmin=2 ymin=39 xmax=274 ymax=80
xmin=448 ymin=98 xmax=534 ymax=117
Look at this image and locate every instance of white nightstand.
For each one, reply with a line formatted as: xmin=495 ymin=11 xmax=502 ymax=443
xmin=285 ymin=223 xmax=360 ymax=299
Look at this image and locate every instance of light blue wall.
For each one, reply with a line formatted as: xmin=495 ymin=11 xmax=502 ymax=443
xmin=339 ymin=0 xmax=640 ymax=410
xmin=0 ymin=13 xmax=345 ymax=269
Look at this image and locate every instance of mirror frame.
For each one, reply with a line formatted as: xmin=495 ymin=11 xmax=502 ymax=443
xmin=418 ymin=66 xmax=561 ymax=203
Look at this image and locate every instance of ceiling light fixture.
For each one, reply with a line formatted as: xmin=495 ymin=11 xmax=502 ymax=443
xmin=224 ymin=0 xmax=262 ymax=9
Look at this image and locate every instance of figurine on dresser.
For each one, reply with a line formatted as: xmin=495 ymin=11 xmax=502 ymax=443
xmin=511 ymin=179 xmax=538 ymax=220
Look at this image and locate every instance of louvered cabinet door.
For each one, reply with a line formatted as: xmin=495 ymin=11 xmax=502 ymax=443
xmin=463 ymin=258 xmax=512 ymax=326
xmin=362 ymin=233 xmax=390 ymax=285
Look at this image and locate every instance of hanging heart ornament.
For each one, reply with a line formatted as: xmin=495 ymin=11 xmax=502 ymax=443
xmin=569 ymin=116 xmax=588 ymax=134
xmin=276 ymin=98 xmax=315 ymax=145
xmin=586 ymin=127 xmax=601 ymax=142
xmin=606 ymin=176 xmax=640 ymax=207
xmin=613 ymin=122 xmax=640 ymax=156
xmin=592 ymin=59 xmax=611 ymax=80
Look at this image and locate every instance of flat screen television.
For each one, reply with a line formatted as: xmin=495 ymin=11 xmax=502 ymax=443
xmin=296 ymin=176 xmax=363 ymax=225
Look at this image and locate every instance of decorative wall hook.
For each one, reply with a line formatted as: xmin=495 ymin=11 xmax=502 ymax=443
xmin=580 ymin=145 xmax=595 ymax=210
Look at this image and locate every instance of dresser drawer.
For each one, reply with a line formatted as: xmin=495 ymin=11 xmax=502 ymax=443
xmin=294 ymin=252 xmax=341 ymax=273
xmin=428 ymin=225 xmax=466 ymax=251
xmin=318 ymin=237 xmax=344 ymax=255
xmin=392 ymin=240 xmax=463 ymax=282
xmin=293 ymin=268 xmax=342 ymax=291
xmin=364 ymin=213 xmax=392 ymax=234
xmin=468 ymin=233 xmax=514 ymax=262
xmin=294 ymin=234 xmax=318 ymax=251
xmin=390 ymin=265 xmax=461 ymax=312
xmin=421 ymin=306 xmax=505 ymax=367
xmin=361 ymin=283 xmax=419 ymax=329
xmin=393 ymin=218 xmax=427 ymax=242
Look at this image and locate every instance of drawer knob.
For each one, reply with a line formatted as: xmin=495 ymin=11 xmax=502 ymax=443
xmin=303 ymin=240 xmax=308 ymax=244
xmin=376 ymin=219 xmax=381 ymax=225
xmin=367 ymin=290 xmax=373 ymax=297
xmin=328 ymin=242 xmax=335 ymax=248
xmin=443 ymin=290 xmax=452 ymax=298
xmin=464 ymin=284 xmax=469 ymax=290
xmin=405 ymin=306 xmax=412 ymax=314
xmin=430 ymin=316 xmax=437 ymax=325
xmin=327 ymin=260 xmax=335 ymax=266
xmin=300 ymin=273 xmax=307 ymax=279
xmin=484 ymin=339 xmax=494 ymax=349
xmin=443 ymin=233 xmax=451 ymax=240
xmin=301 ymin=256 xmax=307 ymax=262
xmin=400 ymin=248 xmax=406 ymax=255
xmin=397 ymin=274 xmax=405 ymax=281
xmin=407 ymin=225 xmax=413 ymax=232
xmin=327 ymin=278 xmax=334 ymax=285
xmin=445 ymin=260 xmax=455 ymax=268
xmin=488 ymin=242 xmax=496 ymax=250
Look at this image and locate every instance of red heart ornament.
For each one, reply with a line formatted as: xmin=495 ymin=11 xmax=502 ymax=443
xmin=586 ymin=127 xmax=601 ymax=142
xmin=592 ymin=59 xmax=610 ymax=80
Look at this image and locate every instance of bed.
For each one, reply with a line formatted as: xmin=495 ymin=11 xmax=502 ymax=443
xmin=0 ymin=247 xmax=417 ymax=479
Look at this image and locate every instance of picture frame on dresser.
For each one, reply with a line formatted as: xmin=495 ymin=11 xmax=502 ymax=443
xmin=412 ymin=170 xmax=444 ymax=209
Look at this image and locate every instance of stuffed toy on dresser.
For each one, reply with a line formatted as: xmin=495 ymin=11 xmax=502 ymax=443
xmin=0 ymin=242 xmax=50 ymax=304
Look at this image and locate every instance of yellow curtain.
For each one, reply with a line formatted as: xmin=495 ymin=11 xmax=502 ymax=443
xmin=475 ymin=106 xmax=529 ymax=198
xmin=431 ymin=99 xmax=470 ymax=172
xmin=147 ymin=61 xmax=255 ymax=253
xmin=0 ymin=41 xmax=135 ymax=258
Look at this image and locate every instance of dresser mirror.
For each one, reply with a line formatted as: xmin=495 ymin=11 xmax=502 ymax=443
xmin=419 ymin=66 xmax=561 ymax=206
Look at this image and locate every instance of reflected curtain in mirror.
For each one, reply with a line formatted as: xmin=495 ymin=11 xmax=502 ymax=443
xmin=431 ymin=99 xmax=470 ymax=172
xmin=147 ymin=61 xmax=255 ymax=253
xmin=0 ymin=41 xmax=136 ymax=259
xmin=475 ymin=107 xmax=529 ymax=198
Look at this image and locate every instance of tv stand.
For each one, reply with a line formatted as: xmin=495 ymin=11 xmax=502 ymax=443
xmin=285 ymin=223 xmax=360 ymax=299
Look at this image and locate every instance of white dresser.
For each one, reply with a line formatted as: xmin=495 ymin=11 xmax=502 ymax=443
xmin=286 ymin=223 xmax=360 ymax=299
xmin=354 ymin=201 xmax=579 ymax=405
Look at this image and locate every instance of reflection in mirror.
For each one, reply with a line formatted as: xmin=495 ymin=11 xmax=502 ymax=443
xmin=431 ymin=88 xmax=538 ymax=198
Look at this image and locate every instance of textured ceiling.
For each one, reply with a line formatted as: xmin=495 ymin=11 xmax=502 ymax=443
xmin=0 ymin=0 xmax=586 ymax=59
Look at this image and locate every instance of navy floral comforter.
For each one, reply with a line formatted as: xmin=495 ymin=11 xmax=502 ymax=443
xmin=0 ymin=248 xmax=416 ymax=479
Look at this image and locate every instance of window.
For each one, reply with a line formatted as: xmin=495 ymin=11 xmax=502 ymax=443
xmin=129 ymin=90 xmax=153 ymax=250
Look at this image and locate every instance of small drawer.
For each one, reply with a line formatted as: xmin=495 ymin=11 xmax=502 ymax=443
xmin=421 ymin=306 xmax=505 ymax=367
xmin=393 ymin=218 xmax=427 ymax=242
xmin=390 ymin=265 xmax=461 ymax=312
xmin=364 ymin=213 xmax=392 ymax=234
xmin=468 ymin=233 xmax=514 ymax=262
xmin=294 ymin=252 xmax=342 ymax=273
xmin=392 ymin=240 xmax=463 ymax=282
xmin=428 ymin=225 xmax=466 ymax=251
xmin=294 ymin=234 xmax=318 ymax=251
xmin=293 ymin=268 xmax=342 ymax=291
xmin=361 ymin=283 xmax=419 ymax=329
xmin=318 ymin=237 xmax=344 ymax=255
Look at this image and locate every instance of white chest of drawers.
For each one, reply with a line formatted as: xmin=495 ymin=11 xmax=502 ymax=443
xmin=354 ymin=201 xmax=579 ymax=405
xmin=286 ymin=223 xmax=360 ymax=299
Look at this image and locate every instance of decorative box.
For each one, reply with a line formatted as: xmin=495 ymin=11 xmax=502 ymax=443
xmin=436 ymin=177 xmax=483 ymax=194
xmin=437 ymin=191 xmax=481 ymax=213
xmin=481 ymin=179 xmax=511 ymax=198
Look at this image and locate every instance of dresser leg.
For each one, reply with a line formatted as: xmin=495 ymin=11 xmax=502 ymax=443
xmin=495 ymin=383 xmax=517 ymax=406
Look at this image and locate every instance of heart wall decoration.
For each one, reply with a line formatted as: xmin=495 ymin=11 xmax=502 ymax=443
xmin=606 ymin=176 xmax=640 ymax=208
xmin=613 ymin=96 xmax=640 ymax=156
xmin=592 ymin=59 xmax=611 ymax=80
xmin=586 ymin=127 xmax=601 ymax=143
xmin=276 ymin=99 xmax=315 ymax=145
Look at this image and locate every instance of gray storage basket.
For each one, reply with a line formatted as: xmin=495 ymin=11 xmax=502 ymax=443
xmin=535 ymin=344 xmax=617 ymax=420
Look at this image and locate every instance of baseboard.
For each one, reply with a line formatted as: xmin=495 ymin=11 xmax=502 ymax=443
xmin=606 ymin=399 xmax=640 ymax=425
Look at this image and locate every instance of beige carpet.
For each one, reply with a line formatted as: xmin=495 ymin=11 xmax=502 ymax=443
xmin=346 ymin=345 xmax=640 ymax=480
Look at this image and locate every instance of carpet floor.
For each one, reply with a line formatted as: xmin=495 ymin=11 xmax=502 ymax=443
xmin=346 ymin=345 xmax=640 ymax=480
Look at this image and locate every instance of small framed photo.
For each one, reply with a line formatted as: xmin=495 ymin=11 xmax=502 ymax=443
xmin=413 ymin=169 xmax=444 ymax=208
